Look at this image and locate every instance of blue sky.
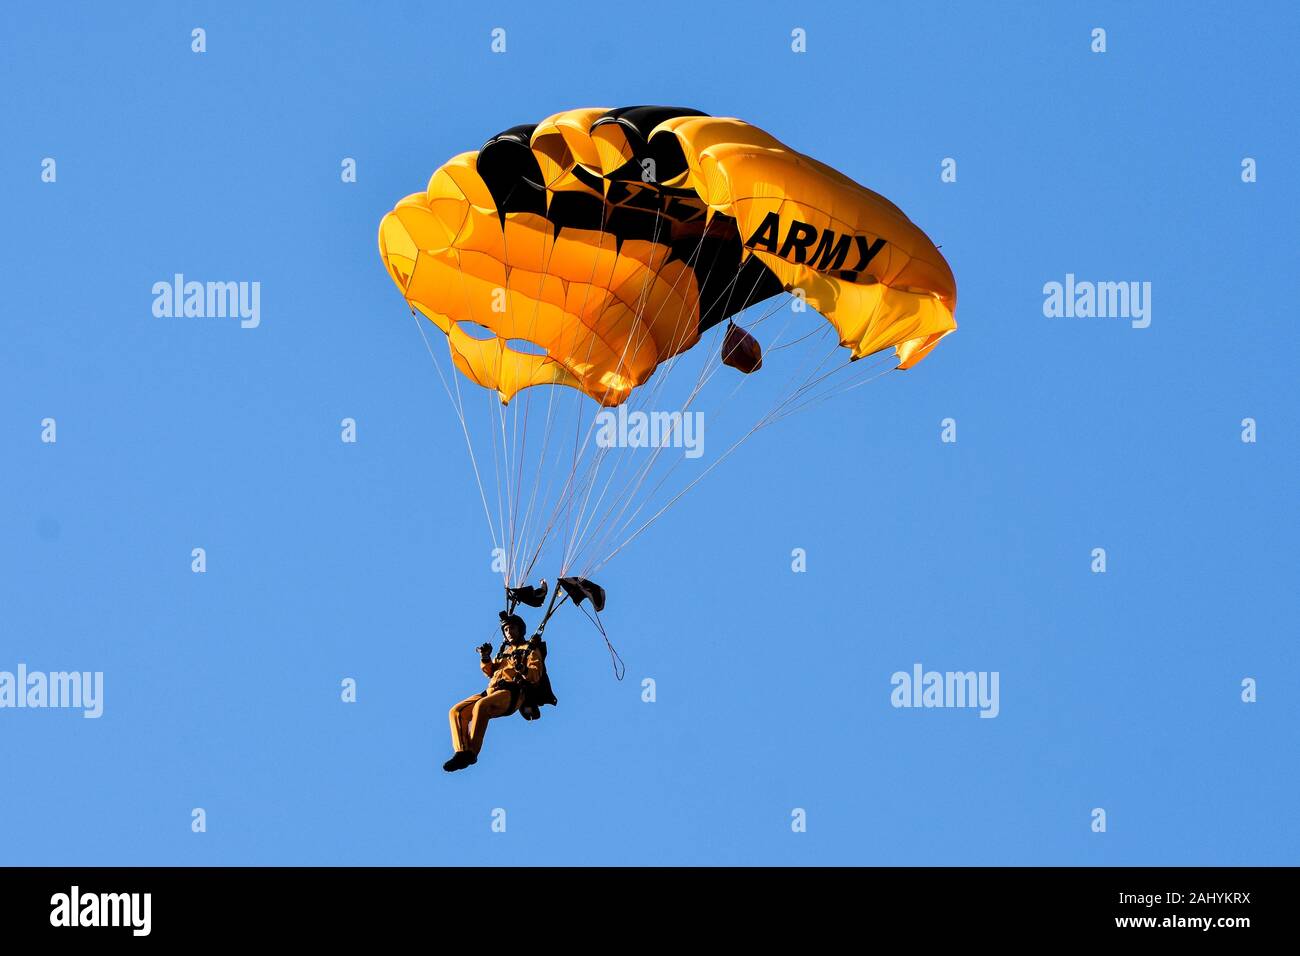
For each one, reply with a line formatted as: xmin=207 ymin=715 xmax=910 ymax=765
xmin=2 ymin=1 xmax=1296 ymax=866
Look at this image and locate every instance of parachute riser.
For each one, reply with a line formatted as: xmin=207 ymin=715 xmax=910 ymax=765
xmin=533 ymin=585 xmax=569 ymax=639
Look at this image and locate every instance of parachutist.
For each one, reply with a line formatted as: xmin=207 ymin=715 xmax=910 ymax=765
xmin=444 ymin=613 xmax=557 ymax=772
xmin=374 ymin=109 xmax=956 ymax=736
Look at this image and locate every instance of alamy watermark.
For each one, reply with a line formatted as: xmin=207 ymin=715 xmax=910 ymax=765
xmin=0 ymin=664 xmax=103 ymax=718
xmin=890 ymin=663 xmax=999 ymax=718
xmin=1043 ymin=273 xmax=1151 ymax=328
xmin=50 ymin=886 xmax=150 ymax=936
xmin=594 ymin=406 xmax=704 ymax=459
xmin=152 ymin=273 xmax=260 ymax=328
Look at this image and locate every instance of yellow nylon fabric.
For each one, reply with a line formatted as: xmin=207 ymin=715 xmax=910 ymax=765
xmin=378 ymin=109 xmax=956 ymax=405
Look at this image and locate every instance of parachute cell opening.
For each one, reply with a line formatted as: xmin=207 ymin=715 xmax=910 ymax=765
xmin=506 ymin=338 xmax=549 ymax=357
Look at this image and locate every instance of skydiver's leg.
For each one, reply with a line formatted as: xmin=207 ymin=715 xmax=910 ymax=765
xmin=467 ymin=689 xmax=516 ymax=755
xmin=448 ymin=694 xmax=482 ymax=752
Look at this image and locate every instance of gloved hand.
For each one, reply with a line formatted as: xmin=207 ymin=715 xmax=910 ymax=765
xmin=476 ymin=642 xmax=493 ymax=660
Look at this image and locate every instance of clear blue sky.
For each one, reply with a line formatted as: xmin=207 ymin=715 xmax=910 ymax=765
xmin=2 ymin=1 xmax=1296 ymax=866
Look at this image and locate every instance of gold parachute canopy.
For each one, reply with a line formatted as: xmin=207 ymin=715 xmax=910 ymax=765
xmin=378 ymin=105 xmax=956 ymax=407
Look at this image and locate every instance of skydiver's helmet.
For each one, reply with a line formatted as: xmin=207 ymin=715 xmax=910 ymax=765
xmin=499 ymin=612 xmax=527 ymax=643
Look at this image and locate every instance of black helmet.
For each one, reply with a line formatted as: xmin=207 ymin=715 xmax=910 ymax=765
xmin=498 ymin=611 xmax=527 ymax=637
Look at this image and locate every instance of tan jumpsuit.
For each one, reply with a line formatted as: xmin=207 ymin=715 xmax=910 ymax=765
xmin=448 ymin=642 xmax=544 ymax=756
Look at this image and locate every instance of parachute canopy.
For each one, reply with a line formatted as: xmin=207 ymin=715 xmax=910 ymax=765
xmin=378 ymin=105 xmax=956 ymax=407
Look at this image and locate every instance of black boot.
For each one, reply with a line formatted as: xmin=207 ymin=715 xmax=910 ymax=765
xmin=442 ymin=751 xmax=468 ymax=772
xmin=442 ymin=751 xmax=478 ymax=772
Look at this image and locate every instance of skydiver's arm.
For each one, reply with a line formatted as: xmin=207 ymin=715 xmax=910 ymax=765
xmin=481 ymin=660 xmax=495 ymax=678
